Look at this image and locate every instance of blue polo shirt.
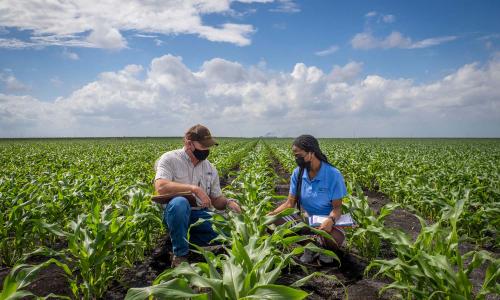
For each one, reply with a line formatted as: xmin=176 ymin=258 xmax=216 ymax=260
xmin=289 ymin=162 xmax=347 ymax=216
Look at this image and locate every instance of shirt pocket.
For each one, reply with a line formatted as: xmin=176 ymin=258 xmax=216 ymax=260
xmin=174 ymin=169 xmax=189 ymax=183
xmin=204 ymin=173 xmax=213 ymax=194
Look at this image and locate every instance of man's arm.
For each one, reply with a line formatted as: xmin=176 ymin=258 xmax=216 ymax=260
xmin=211 ymin=195 xmax=241 ymax=213
xmin=155 ymin=178 xmax=194 ymax=195
xmin=154 ymin=179 xmax=211 ymax=208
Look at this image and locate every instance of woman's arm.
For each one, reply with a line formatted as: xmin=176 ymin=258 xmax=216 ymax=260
xmin=318 ymin=199 xmax=342 ymax=232
xmin=268 ymin=194 xmax=297 ymax=215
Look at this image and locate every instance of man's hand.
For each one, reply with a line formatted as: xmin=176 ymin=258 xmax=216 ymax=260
xmin=318 ymin=217 xmax=335 ymax=233
xmin=226 ymin=199 xmax=241 ymax=213
xmin=192 ymin=186 xmax=211 ymax=208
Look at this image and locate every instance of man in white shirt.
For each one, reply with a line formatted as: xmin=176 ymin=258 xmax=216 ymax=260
xmin=154 ymin=124 xmax=241 ymax=267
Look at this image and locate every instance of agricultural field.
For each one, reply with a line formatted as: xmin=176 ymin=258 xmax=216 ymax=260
xmin=0 ymin=138 xmax=499 ymax=299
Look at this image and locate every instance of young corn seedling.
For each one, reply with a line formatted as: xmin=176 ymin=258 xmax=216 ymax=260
xmin=367 ymin=193 xmax=500 ymax=299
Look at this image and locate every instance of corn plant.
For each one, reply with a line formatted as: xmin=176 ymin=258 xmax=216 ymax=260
xmin=0 ymin=258 xmax=72 ymax=300
xmin=126 ymin=141 xmax=341 ymax=299
xmin=345 ymin=186 xmax=399 ymax=259
xmin=367 ymin=193 xmax=500 ymax=299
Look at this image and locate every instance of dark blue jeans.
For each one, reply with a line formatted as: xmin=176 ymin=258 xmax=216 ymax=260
xmin=163 ymin=196 xmax=218 ymax=256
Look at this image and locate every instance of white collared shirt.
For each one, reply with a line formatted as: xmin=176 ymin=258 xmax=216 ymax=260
xmin=154 ymin=148 xmax=223 ymax=205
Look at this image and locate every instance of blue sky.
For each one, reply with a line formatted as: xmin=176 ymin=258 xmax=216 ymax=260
xmin=0 ymin=0 xmax=499 ymax=137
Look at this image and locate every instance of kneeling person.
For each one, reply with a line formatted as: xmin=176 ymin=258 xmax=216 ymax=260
xmin=269 ymin=135 xmax=347 ymax=265
xmin=154 ymin=124 xmax=241 ymax=267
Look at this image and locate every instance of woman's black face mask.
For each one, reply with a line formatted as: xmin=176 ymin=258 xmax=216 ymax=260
xmin=192 ymin=144 xmax=210 ymax=161
xmin=295 ymin=155 xmax=311 ymax=170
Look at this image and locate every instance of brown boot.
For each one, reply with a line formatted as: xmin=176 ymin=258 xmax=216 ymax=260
xmin=171 ymin=255 xmax=188 ymax=268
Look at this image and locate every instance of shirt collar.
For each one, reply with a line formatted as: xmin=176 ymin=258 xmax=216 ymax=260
xmin=301 ymin=161 xmax=325 ymax=182
xmin=181 ymin=147 xmax=191 ymax=162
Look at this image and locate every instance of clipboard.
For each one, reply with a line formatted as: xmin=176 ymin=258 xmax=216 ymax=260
xmin=307 ymin=213 xmax=356 ymax=228
xmin=152 ymin=191 xmax=198 ymax=207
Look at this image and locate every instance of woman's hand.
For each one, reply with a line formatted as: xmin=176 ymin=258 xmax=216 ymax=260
xmin=318 ymin=217 xmax=335 ymax=233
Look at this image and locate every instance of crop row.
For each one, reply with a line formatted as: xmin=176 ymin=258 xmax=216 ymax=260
xmin=0 ymin=138 xmax=256 ymax=299
xmin=266 ymin=139 xmax=500 ymax=298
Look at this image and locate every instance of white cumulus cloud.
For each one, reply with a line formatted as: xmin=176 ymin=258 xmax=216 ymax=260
xmin=0 ymin=72 xmax=30 ymax=92
xmin=0 ymin=54 xmax=499 ymax=137
xmin=0 ymin=0 xmax=273 ymax=49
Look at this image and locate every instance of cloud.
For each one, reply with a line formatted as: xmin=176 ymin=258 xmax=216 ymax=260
xmin=315 ymin=45 xmax=340 ymax=56
xmin=382 ymin=14 xmax=395 ymax=23
xmin=478 ymin=33 xmax=499 ymax=50
xmin=86 ymin=26 xmax=127 ymax=49
xmin=0 ymin=0 xmax=273 ymax=49
xmin=270 ymin=0 xmax=300 ymax=13
xmin=1 ymin=55 xmax=499 ymax=137
xmin=62 ymin=49 xmax=79 ymax=60
xmin=0 ymin=72 xmax=30 ymax=92
xmin=134 ymin=34 xmax=159 ymax=39
xmin=50 ymin=77 xmax=63 ymax=87
xmin=329 ymin=61 xmax=363 ymax=82
xmin=154 ymin=39 xmax=164 ymax=47
xmin=351 ymin=31 xmax=457 ymax=49
xmin=365 ymin=11 xmax=395 ymax=23
xmin=0 ymin=35 xmax=94 ymax=49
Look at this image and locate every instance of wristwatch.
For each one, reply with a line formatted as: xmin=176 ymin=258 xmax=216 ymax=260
xmin=329 ymin=216 xmax=336 ymax=224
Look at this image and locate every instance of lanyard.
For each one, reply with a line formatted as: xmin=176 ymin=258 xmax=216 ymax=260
xmin=296 ymin=167 xmax=304 ymax=214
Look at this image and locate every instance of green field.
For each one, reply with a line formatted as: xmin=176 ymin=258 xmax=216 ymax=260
xmin=1 ymin=138 xmax=499 ymax=299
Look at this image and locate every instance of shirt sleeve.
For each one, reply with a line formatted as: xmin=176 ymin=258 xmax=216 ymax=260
xmin=154 ymin=154 xmax=174 ymax=181
xmin=289 ymin=167 xmax=299 ymax=196
xmin=330 ymin=170 xmax=347 ymax=201
xmin=209 ymin=168 xmax=223 ymax=198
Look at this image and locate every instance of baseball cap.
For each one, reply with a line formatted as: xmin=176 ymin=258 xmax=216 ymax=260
xmin=185 ymin=124 xmax=218 ymax=147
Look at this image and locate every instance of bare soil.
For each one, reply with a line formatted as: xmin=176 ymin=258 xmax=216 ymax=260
xmin=2 ymin=158 xmax=498 ymax=300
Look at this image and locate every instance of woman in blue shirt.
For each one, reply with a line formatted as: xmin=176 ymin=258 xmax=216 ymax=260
xmin=269 ymin=135 xmax=347 ymax=264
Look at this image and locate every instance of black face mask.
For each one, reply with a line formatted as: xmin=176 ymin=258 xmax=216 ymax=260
xmin=295 ymin=155 xmax=311 ymax=170
xmin=193 ymin=147 xmax=210 ymax=161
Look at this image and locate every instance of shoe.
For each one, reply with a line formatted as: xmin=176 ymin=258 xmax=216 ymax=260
xmin=299 ymin=248 xmax=318 ymax=264
xmin=171 ymin=255 xmax=188 ymax=268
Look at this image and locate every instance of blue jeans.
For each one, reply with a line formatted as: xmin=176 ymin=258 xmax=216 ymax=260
xmin=163 ymin=196 xmax=218 ymax=256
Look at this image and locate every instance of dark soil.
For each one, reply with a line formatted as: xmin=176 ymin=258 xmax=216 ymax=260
xmin=276 ymin=251 xmax=399 ymax=300
xmin=363 ymin=189 xmax=422 ymax=241
xmin=104 ymin=234 xmax=225 ymax=300
xmin=2 ymin=156 xmax=498 ymax=300
xmin=268 ymin=149 xmax=292 ymax=197
xmin=0 ymin=264 xmax=73 ymax=298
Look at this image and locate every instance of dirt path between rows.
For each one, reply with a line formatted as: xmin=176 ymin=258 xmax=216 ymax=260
xmin=267 ymin=154 xmax=499 ymax=300
xmin=2 ymin=150 xmax=497 ymax=300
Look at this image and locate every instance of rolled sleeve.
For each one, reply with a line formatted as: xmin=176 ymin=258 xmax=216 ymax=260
xmin=154 ymin=155 xmax=174 ymax=181
xmin=330 ymin=171 xmax=347 ymax=201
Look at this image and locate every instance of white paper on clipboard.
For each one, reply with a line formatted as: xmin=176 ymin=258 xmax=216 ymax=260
xmin=308 ymin=213 xmax=355 ymax=227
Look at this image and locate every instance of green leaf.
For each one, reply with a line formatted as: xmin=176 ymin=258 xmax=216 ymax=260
xmin=125 ymin=278 xmax=202 ymax=300
xmin=243 ymin=284 xmax=308 ymax=300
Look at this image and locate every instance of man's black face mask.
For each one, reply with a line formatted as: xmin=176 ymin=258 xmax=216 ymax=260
xmin=295 ymin=155 xmax=311 ymax=170
xmin=192 ymin=146 xmax=210 ymax=161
